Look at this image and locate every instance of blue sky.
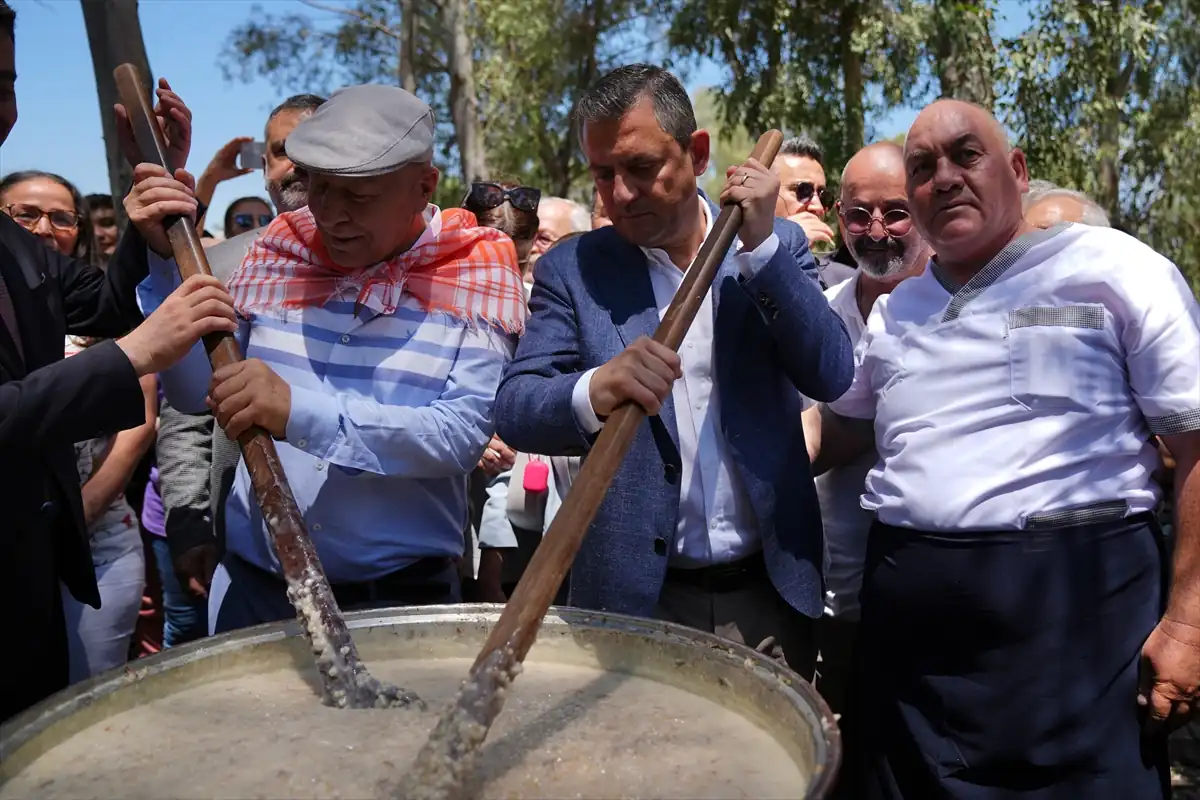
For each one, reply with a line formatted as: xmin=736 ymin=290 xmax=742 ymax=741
xmin=1 ymin=0 xmax=1032 ymax=229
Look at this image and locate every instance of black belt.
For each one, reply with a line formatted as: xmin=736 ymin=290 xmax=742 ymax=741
xmin=666 ymin=552 xmax=766 ymax=593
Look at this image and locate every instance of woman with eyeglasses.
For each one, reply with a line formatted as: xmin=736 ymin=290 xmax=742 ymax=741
xmin=0 ymin=170 xmax=158 ymax=682
xmin=223 ymin=196 xmax=274 ymax=240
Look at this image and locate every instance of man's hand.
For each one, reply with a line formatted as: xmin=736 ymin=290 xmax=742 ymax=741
xmin=116 ymin=77 xmax=193 ymax=170
xmin=791 ymin=214 xmax=836 ymax=248
xmin=721 ymin=157 xmax=780 ymax=251
xmin=589 ymin=336 xmax=682 ymax=418
xmin=1139 ymin=616 xmax=1200 ymax=734
xmin=479 ymin=435 xmax=516 ymax=476
xmin=208 ymin=359 xmax=292 ymax=441
xmin=202 ymin=137 xmax=255 ymax=187
xmin=125 ymin=163 xmax=198 ymax=257
xmin=117 ymin=274 xmax=237 ymax=376
xmin=174 ymin=543 xmax=219 ymax=599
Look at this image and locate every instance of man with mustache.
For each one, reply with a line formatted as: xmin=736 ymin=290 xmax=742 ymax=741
xmin=141 ymin=85 xmax=525 ymax=633
xmin=801 ymin=141 xmax=929 ymax=721
xmin=816 ymin=98 xmax=1200 ymax=798
xmin=152 ymin=95 xmax=325 ymax=636
xmin=495 ymin=64 xmax=853 ymax=674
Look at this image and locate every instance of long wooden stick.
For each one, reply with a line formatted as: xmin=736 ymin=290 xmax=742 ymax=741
xmin=403 ymin=129 xmax=785 ymax=798
xmin=113 ymin=64 xmax=420 ymax=711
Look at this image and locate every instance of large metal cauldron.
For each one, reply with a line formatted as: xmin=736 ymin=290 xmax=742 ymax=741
xmin=0 ymin=605 xmax=840 ymax=798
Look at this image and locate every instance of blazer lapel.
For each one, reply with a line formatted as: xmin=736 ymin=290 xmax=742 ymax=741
xmin=0 ymin=245 xmax=30 ymax=377
xmin=708 ymin=198 xmax=751 ymax=397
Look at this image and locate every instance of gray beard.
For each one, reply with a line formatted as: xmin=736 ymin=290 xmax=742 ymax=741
xmin=858 ymin=252 xmax=907 ymax=278
xmin=268 ymin=178 xmax=309 ymax=215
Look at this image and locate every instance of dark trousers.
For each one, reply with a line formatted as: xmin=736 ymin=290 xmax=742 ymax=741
xmin=653 ymin=552 xmax=818 ymax=678
xmin=855 ymin=514 xmax=1170 ymax=800
xmin=1 ymin=524 xmax=68 ymax=723
xmin=211 ymin=553 xmax=462 ymax=635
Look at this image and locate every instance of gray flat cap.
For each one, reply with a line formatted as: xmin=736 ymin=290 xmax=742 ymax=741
xmin=284 ymin=84 xmax=435 ymax=177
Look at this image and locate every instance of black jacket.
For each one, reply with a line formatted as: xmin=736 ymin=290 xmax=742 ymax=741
xmin=0 ymin=214 xmax=151 ymax=608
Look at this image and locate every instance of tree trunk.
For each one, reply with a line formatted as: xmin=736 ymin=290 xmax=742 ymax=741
xmin=443 ymin=0 xmax=487 ymax=182
xmin=81 ymin=0 xmax=154 ymax=225
xmin=933 ymin=0 xmax=995 ymax=108
xmin=839 ymin=2 xmax=865 ymax=157
xmin=398 ymin=0 xmax=417 ymax=94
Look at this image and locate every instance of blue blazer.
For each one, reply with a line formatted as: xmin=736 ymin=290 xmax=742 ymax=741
xmin=494 ymin=200 xmax=854 ymax=619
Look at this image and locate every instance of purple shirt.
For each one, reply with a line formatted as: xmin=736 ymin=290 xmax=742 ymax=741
xmin=141 ymin=381 xmax=167 ymax=537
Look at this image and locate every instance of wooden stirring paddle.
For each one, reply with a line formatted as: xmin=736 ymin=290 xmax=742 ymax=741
xmin=402 ymin=129 xmax=785 ymax=798
xmin=113 ymin=63 xmax=420 ymax=711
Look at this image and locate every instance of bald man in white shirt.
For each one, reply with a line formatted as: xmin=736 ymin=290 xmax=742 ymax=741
xmin=815 ymin=99 xmax=1198 ymax=799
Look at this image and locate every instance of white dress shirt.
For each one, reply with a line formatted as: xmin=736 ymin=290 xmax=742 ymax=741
xmin=571 ymin=198 xmax=781 ymax=567
xmin=829 ymin=223 xmax=1200 ymax=531
xmin=813 ymin=274 xmax=876 ymax=618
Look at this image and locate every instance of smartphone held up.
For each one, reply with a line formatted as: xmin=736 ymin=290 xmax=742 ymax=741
xmin=237 ymin=141 xmax=266 ymax=171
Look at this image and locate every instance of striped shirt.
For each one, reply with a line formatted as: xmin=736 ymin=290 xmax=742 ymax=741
xmin=137 ymin=252 xmax=516 ymax=583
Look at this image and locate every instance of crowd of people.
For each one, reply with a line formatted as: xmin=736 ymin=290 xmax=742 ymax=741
xmin=2 ymin=1 xmax=1199 ymax=798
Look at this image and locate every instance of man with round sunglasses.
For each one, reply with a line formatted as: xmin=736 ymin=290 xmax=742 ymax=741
xmin=798 ymin=141 xmax=929 ymax=736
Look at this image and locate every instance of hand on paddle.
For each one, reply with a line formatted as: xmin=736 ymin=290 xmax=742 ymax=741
xmin=589 ymin=336 xmax=682 ymax=418
xmin=174 ymin=543 xmax=219 ymax=599
xmin=208 ymin=359 xmax=293 ymax=441
xmin=117 ymin=275 xmax=238 ymax=377
xmin=721 ymin=157 xmax=780 ymax=252
xmin=116 ymin=77 xmax=193 ymax=170
xmin=479 ymin=435 xmax=516 ymax=476
xmin=124 ymin=163 xmax=198 ymax=257
xmin=1138 ymin=615 xmax=1200 ymax=734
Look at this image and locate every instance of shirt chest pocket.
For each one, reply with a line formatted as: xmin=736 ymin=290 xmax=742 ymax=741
xmin=1007 ymin=304 xmax=1122 ymax=411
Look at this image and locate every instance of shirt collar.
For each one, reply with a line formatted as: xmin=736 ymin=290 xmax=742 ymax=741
xmin=930 ymin=221 xmax=1072 ymax=294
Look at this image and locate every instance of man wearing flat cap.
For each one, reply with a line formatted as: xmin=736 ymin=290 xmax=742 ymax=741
xmin=138 ymin=84 xmax=527 ymax=632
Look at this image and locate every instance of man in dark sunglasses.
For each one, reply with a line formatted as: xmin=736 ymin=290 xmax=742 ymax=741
xmin=773 ymin=136 xmax=837 ymax=251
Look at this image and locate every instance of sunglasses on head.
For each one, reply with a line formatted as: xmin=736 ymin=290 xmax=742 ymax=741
xmin=784 ymin=182 xmax=836 ymax=210
xmin=464 ymin=182 xmax=541 ymax=213
xmin=233 ymin=213 xmax=273 ymax=229
xmin=4 ymin=203 xmax=80 ymax=232
xmin=838 ymin=206 xmax=913 ymax=237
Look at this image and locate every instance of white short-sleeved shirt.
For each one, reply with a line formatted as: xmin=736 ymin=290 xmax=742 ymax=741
xmin=829 ymin=223 xmax=1200 ymax=531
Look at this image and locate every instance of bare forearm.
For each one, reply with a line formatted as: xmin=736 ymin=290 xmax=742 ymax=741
xmin=1167 ymin=448 xmax=1200 ymax=622
xmin=194 ymin=171 xmax=220 ymax=230
xmin=811 ymin=407 xmax=874 ymax=476
xmin=82 ymin=375 xmax=157 ymax=522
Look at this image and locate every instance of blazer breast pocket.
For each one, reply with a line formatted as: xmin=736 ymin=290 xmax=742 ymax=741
xmin=1007 ymin=304 xmax=1120 ymax=412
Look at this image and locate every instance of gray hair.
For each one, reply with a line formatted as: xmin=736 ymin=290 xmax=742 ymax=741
xmin=780 ymin=135 xmax=824 ymax=166
xmin=575 ymin=64 xmax=696 ymax=151
xmin=539 ymin=196 xmax=591 ymax=233
xmin=1023 ymin=181 xmax=1110 ymax=227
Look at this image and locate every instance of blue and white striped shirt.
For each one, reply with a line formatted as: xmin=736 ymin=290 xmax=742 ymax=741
xmin=137 ymin=254 xmax=515 ymax=582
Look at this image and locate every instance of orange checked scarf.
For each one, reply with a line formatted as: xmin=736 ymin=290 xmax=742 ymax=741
xmin=226 ymin=205 xmax=527 ymax=334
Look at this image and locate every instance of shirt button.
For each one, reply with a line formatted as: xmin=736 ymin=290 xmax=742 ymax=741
xmin=315 ymin=462 xmax=325 ymax=471
xmin=297 ymin=439 xmax=308 ymax=448
xmin=687 ymin=341 xmax=694 ymax=349
xmin=40 ymin=501 xmax=56 ymax=517
xmin=312 ymin=523 xmax=322 ymax=532
xmin=340 ymin=334 xmax=350 ymax=343
xmin=710 ymin=520 xmax=719 ymax=530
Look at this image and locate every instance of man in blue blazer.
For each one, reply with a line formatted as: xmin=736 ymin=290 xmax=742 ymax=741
xmin=494 ymin=64 xmax=853 ymax=674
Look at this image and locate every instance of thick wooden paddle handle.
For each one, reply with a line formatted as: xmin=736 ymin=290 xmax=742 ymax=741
xmin=112 ymin=63 xmax=311 ymax=581
xmin=473 ymin=129 xmax=785 ymax=668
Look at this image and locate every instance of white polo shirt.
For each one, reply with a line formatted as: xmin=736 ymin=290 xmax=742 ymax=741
xmin=829 ymin=223 xmax=1200 ymax=531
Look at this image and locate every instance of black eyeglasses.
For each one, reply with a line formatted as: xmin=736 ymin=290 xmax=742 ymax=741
xmin=464 ymin=182 xmax=541 ymax=213
xmin=838 ymin=206 xmax=913 ymax=237
xmin=4 ymin=203 xmax=81 ymax=232
xmin=233 ymin=213 xmax=273 ymax=229
xmin=783 ymin=182 xmax=835 ymax=210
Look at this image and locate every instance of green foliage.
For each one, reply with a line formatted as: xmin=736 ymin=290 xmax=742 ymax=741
xmin=999 ymin=0 xmax=1200 ymax=289
xmin=668 ymin=0 xmax=925 ymax=172
xmin=692 ymin=87 xmax=755 ymax=199
xmin=221 ymin=0 xmax=669 ymax=199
